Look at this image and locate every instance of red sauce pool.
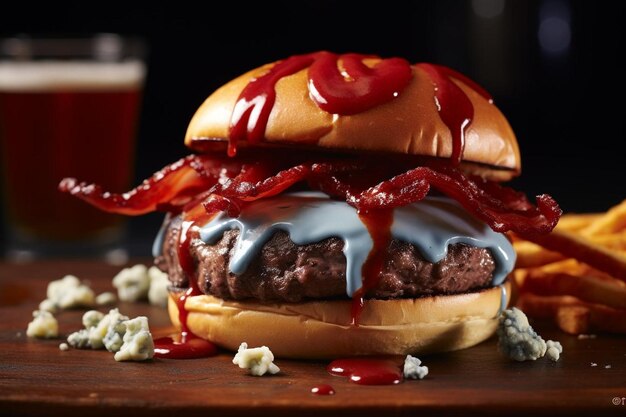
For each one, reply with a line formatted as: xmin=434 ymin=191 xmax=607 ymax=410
xmin=311 ymin=384 xmax=336 ymax=395
xmin=153 ymin=334 xmax=218 ymax=359
xmin=153 ymin=286 xmax=219 ymax=359
xmin=328 ymin=358 xmax=403 ymax=385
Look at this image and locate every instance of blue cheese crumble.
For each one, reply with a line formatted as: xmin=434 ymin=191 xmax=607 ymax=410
xmin=112 ymin=264 xmax=151 ymax=302
xmin=113 ymin=316 xmax=155 ymax=362
xmin=26 ymin=310 xmax=58 ymax=339
xmin=232 ymin=342 xmax=280 ymax=376
xmin=66 ymin=308 xmax=153 ymax=361
xmin=147 ymin=266 xmax=169 ymax=308
xmin=40 ymin=275 xmax=96 ymax=312
xmin=403 ymin=355 xmax=429 ymax=380
xmin=546 ymin=340 xmax=563 ymax=362
xmin=95 ymin=291 xmax=117 ymax=306
xmin=497 ymin=307 xmax=562 ymax=362
xmin=112 ymin=264 xmax=170 ymax=307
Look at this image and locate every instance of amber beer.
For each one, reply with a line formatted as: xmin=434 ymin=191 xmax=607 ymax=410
xmin=0 ymin=60 xmax=145 ymax=250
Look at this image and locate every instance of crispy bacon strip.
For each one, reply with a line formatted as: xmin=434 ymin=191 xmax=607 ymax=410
xmin=58 ymin=155 xmax=238 ymax=215
xmin=59 ymin=152 xmax=561 ymax=237
xmin=202 ymin=164 xmax=312 ymax=217
xmin=355 ymin=163 xmax=561 ymax=236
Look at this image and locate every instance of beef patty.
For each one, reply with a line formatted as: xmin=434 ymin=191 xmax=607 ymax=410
xmin=156 ymin=215 xmax=497 ymax=302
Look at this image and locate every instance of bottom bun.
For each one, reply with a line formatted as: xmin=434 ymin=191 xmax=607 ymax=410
xmin=168 ymin=282 xmax=510 ymax=359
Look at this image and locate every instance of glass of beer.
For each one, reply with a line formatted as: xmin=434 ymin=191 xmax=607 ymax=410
xmin=0 ymin=34 xmax=147 ymax=261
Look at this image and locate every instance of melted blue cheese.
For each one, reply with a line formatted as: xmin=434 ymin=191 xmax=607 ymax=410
xmin=195 ymin=192 xmax=515 ymax=297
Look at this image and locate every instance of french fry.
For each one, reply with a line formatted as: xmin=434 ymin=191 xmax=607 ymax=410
xmin=556 ymin=213 xmax=603 ymax=232
xmin=580 ymin=199 xmax=626 ymax=236
xmin=513 ymin=240 xmax=564 ymax=268
xmin=516 ymin=293 xmax=582 ymax=319
xmin=556 ymin=305 xmax=593 ymax=334
xmin=512 ymin=198 xmax=626 ymax=334
xmin=521 ymin=270 xmax=626 ymax=310
xmin=511 ymin=230 xmax=626 ymax=268
xmin=517 ymin=293 xmax=626 ymax=334
xmin=575 ymin=262 xmax=625 ymax=283
xmin=534 ymin=258 xmax=584 ymax=274
xmin=525 ymin=228 xmax=626 ymax=283
xmin=556 ymin=304 xmax=626 ymax=335
xmin=587 ymin=231 xmax=626 ymax=251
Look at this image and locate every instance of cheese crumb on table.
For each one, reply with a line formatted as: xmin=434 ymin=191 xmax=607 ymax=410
xmin=114 ymin=316 xmax=154 ymax=362
xmin=83 ymin=310 xmax=105 ymax=329
xmin=546 ymin=340 xmax=563 ymax=362
xmin=497 ymin=307 xmax=563 ymax=362
xmin=101 ymin=310 xmax=130 ymax=352
xmin=112 ymin=265 xmax=150 ymax=302
xmin=111 ymin=264 xmax=169 ymax=307
xmin=232 ymin=342 xmax=280 ymax=376
xmin=95 ymin=292 xmax=117 ymax=306
xmin=403 ymin=355 xmax=429 ymax=380
xmin=40 ymin=275 xmax=96 ymax=311
xmin=147 ymin=266 xmax=169 ymax=307
xmin=38 ymin=299 xmax=57 ymax=313
xmin=66 ymin=309 xmax=118 ymax=349
xmin=66 ymin=308 xmax=154 ymax=361
xmin=26 ymin=310 xmax=58 ymax=339
xmin=66 ymin=329 xmax=90 ymax=349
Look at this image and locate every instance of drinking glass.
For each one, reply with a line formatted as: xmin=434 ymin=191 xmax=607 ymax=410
xmin=0 ymin=34 xmax=147 ymax=262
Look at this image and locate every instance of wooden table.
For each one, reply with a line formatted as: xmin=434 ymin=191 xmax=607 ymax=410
xmin=1 ymin=260 xmax=625 ymax=416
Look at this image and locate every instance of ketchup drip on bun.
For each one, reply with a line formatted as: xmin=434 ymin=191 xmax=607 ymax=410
xmin=417 ymin=63 xmax=479 ymax=166
xmin=228 ymin=51 xmax=412 ymax=157
xmin=60 ymin=52 xmax=561 ymax=359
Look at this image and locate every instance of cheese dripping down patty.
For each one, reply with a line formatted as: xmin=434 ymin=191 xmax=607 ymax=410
xmin=154 ymin=192 xmax=515 ymax=300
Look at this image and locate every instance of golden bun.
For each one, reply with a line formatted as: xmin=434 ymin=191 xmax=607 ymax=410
xmin=185 ymin=58 xmax=521 ymax=181
xmin=168 ymin=282 xmax=510 ymax=359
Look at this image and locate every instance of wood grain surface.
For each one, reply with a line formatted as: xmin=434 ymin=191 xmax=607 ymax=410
xmin=1 ymin=260 xmax=625 ymax=417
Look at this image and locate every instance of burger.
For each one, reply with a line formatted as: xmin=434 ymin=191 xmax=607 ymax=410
xmin=60 ymin=51 xmax=561 ymax=359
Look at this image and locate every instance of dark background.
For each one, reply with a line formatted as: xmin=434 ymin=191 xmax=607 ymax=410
xmin=1 ymin=0 xmax=624 ymax=257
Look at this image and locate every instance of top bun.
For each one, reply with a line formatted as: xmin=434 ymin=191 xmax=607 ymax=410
xmin=185 ymin=55 xmax=521 ymax=181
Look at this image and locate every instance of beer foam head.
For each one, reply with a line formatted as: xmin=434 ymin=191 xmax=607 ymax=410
xmin=0 ymin=60 xmax=145 ymax=92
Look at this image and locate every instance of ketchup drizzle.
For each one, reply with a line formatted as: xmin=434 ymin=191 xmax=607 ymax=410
xmin=416 ymin=63 xmax=477 ymax=166
xmin=307 ymin=52 xmax=412 ymax=115
xmin=351 ymin=209 xmax=393 ymax=325
xmin=228 ymin=51 xmax=412 ymax=156
xmin=153 ymin=204 xmax=219 ymax=359
xmin=228 ymin=55 xmax=313 ymax=156
xmin=328 ymin=358 xmax=403 ymax=385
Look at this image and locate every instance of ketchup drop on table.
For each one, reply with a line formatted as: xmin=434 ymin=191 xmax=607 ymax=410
xmin=153 ymin=334 xmax=218 ymax=359
xmin=328 ymin=358 xmax=403 ymax=385
xmin=311 ymin=384 xmax=336 ymax=395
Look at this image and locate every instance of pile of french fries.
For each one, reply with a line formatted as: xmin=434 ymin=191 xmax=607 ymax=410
xmin=509 ymin=199 xmax=626 ymax=335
